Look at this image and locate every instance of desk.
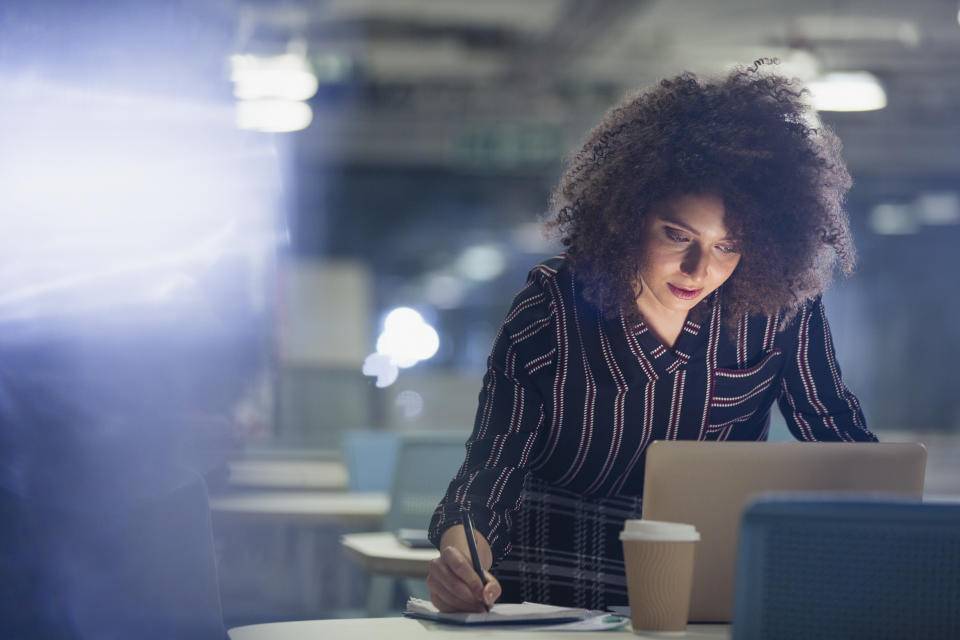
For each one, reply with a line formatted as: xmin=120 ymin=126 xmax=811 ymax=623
xmin=211 ymin=491 xmax=389 ymax=613
xmin=341 ymin=532 xmax=439 ymax=578
xmin=227 ymin=459 xmax=349 ymax=491
xmin=228 ymin=617 xmax=730 ymax=639
xmin=210 ymin=491 xmax=388 ymax=526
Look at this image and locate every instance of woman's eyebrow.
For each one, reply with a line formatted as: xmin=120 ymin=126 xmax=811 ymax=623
xmin=658 ymin=215 xmax=733 ymax=241
xmin=659 ymin=215 xmax=701 ymax=235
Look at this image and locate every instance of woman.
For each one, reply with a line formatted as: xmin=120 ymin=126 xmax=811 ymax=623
xmin=426 ymin=60 xmax=876 ymax=613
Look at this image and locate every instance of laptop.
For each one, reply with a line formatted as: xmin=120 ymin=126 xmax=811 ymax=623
xmin=641 ymin=441 xmax=927 ymax=623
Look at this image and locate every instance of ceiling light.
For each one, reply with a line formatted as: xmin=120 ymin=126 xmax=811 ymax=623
xmin=808 ymin=72 xmax=887 ymax=112
xmin=424 ymin=274 xmax=466 ymax=309
xmin=915 ymin=193 xmax=960 ymax=225
xmin=775 ymin=49 xmax=822 ymax=82
xmin=235 ymin=99 xmax=313 ymax=133
xmin=870 ymin=204 xmax=917 ymax=235
xmin=455 ymin=244 xmax=507 ymax=282
xmin=230 ymin=54 xmax=319 ymax=101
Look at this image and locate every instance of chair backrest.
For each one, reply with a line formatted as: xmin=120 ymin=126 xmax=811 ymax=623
xmin=384 ymin=431 xmax=468 ymax=532
xmin=342 ymin=430 xmax=401 ymax=493
xmin=732 ymin=497 xmax=960 ymax=640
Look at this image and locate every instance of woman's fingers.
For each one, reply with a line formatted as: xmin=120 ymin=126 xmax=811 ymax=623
xmin=481 ymin=570 xmax=502 ymax=608
xmin=427 ymin=559 xmax=483 ymax=612
xmin=428 ymin=575 xmax=484 ymax=612
xmin=441 ymin=546 xmax=487 ymax=598
xmin=430 ymin=592 xmax=458 ymax=613
xmin=427 ymin=577 xmax=466 ymax=613
xmin=425 ymin=546 xmax=492 ymax=612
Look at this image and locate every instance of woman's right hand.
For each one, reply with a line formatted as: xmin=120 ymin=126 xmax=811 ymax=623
xmin=426 ymin=524 xmax=502 ymax=612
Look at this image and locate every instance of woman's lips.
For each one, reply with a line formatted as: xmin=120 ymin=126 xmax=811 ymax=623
xmin=667 ymin=283 xmax=703 ymax=300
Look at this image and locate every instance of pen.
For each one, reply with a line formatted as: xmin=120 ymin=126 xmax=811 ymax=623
xmin=461 ymin=508 xmax=490 ymax=612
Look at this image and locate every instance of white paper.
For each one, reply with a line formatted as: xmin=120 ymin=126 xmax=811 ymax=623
xmin=404 ymin=597 xmax=589 ymax=625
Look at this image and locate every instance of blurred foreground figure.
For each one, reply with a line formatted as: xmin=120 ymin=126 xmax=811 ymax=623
xmin=0 ymin=3 xmax=275 ymax=636
xmin=0 ymin=292 xmax=259 ymax=639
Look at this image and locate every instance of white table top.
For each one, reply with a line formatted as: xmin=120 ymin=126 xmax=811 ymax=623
xmin=210 ymin=491 xmax=389 ymax=526
xmin=341 ymin=532 xmax=439 ymax=578
xmin=227 ymin=459 xmax=349 ymax=491
xmin=228 ymin=616 xmax=730 ymax=640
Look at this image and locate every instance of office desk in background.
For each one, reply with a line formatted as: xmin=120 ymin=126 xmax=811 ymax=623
xmin=341 ymin=532 xmax=438 ymax=578
xmin=228 ymin=617 xmax=731 ymax=640
xmin=211 ymin=491 xmax=389 ymax=614
xmin=226 ymin=459 xmax=349 ymax=491
xmin=210 ymin=491 xmax=388 ymax=526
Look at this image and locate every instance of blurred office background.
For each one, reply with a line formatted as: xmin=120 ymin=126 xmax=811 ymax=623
xmin=2 ymin=0 xmax=959 ymax=632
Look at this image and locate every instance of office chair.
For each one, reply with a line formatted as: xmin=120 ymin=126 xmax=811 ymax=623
xmin=732 ymin=497 xmax=960 ymax=640
xmin=342 ymin=430 xmax=400 ymax=493
xmin=363 ymin=430 xmax=468 ymax=615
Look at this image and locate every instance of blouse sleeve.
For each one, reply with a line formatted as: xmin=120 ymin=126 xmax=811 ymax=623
xmin=428 ymin=270 xmax=556 ymax=565
xmin=776 ymin=297 xmax=877 ymax=442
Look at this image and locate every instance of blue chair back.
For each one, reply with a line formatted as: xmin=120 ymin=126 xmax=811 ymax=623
xmin=348 ymin=430 xmax=469 ymax=613
xmin=342 ymin=431 xmax=401 ymax=493
xmin=732 ymin=497 xmax=960 ymax=640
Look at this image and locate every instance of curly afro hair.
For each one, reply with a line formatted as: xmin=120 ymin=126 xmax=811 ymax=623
xmin=546 ymin=59 xmax=855 ymax=327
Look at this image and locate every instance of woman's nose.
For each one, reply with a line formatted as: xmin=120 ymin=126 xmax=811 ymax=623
xmin=680 ymin=246 xmax=709 ymax=281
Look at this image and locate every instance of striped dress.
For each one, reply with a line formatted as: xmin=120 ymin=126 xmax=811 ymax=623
xmin=429 ymin=255 xmax=876 ymax=609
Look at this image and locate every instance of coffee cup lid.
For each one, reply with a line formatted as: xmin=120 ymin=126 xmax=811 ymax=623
xmin=619 ymin=519 xmax=700 ymax=542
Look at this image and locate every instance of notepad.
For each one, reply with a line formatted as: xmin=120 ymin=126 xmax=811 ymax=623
xmin=404 ymin=597 xmax=589 ymax=626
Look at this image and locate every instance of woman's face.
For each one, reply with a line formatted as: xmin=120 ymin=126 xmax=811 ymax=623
xmin=635 ymin=193 xmax=741 ymax=317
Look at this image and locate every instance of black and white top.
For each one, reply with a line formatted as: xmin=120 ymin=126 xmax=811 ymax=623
xmin=429 ymin=255 xmax=875 ymax=609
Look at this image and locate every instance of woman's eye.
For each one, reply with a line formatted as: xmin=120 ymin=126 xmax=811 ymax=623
xmin=716 ymin=244 xmax=738 ymax=255
xmin=665 ymin=228 xmax=688 ymax=242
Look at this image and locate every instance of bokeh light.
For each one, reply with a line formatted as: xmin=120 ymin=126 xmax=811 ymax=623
xmin=375 ymin=307 xmax=440 ymax=369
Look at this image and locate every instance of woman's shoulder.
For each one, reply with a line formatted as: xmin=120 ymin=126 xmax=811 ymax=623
xmin=734 ymin=294 xmax=826 ymax=344
xmin=514 ymin=253 xmax=574 ymax=298
xmin=527 ymin=253 xmax=571 ymax=282
xmin=500 ymin=254 xmax=571 ymax=330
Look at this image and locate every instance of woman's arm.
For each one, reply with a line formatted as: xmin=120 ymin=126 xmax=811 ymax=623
xmin=427 ymin=267 xmax=557 ymax=609
xmin=777 ymin=298 xmax=877 ymax=442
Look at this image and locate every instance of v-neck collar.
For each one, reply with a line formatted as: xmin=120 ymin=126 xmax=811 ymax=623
xmin=622 ymin=292 xmax=718 ymax=378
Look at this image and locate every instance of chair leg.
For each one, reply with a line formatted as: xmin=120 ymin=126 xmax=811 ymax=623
xmin=296 ymin=528 xmax=319 ymax=615
xmin=364 ymin=576 xmax=396 ymax=617
xmin=402 ymin=578 xmax=429 ymax=601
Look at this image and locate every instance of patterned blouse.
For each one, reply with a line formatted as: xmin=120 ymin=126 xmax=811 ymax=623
xmin=429 ymin=255 xmax=876 ymax=609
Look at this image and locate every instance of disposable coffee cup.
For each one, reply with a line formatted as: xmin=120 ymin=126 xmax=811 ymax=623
xmin=620 ymin=519 xmax=700 ymax=634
